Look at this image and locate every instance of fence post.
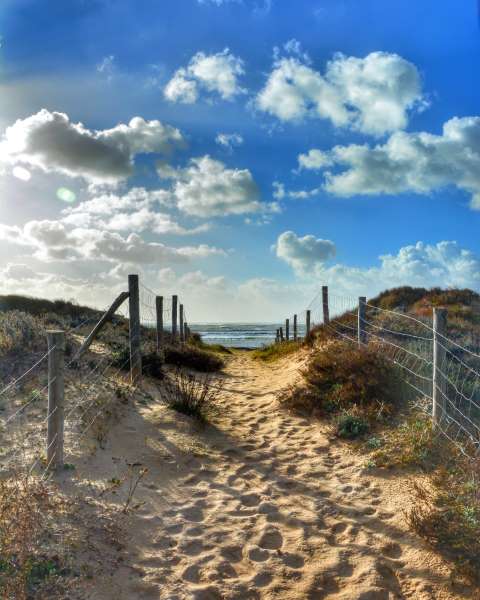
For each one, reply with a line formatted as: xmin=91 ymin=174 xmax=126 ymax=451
xmin=358 ymin=296 xmax=367 ymax=347
xmin=306 ymin=310 xmax=311 ymax=337
xmin=433 ymin=308 xmax=448 ymax=426
xmin=172 ymin=295 xmax=178 ymax=342
xmin=179 ymin=304 xmax=184 ymax=343
xmin=184 ymin=322 xmax=189 ymax=342
xmin=322 ymin=285 xmax=330 ymax=325
xmin=155 ymin=295 xmax=163 ymax=352
xmin=46 ymin=330 xmax=65 ymax=469
xmin=293 ymin=314 xmax=297 ymax=341
xmin=128 ymin=274 xmax=142 ymax=382
xmin=275 ymin=329 xmax=279 ymax=343
xmin=285 ymin=318 xmax=290 ymax=341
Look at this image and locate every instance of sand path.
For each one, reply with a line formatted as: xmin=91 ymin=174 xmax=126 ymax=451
xmin=82 ymin=351 xmax=469 ymax=600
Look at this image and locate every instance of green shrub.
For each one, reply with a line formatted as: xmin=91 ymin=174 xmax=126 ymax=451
xmin=164 ymin=345 xmax=224 ymax=372
xmin=280 ymin=340 xmax=399 ymax=417
xmin=141 ymin=352 xmax=164 ymax=379
xmin=335 ymin=412 xmax=369 ymax=439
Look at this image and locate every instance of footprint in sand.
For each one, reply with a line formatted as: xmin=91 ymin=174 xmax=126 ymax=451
xmin=258 ymin=526 xmax=283 ymax=550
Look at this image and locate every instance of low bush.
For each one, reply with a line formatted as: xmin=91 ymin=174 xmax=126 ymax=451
xmin=160 ymin=369 xmax=220 ymax=421
xmin=0 ymin=475 xmax=64 ymax=598
xmin=141 ymin=351 xmax=164 ymax=379
xmin=164 ymin=345 xmax=224 ymax=372
xmin=280 ymin=340 xmax=399 ymax=418
xmin=0 ymin=310 xmax=45 ymax=357
xmin=252 ymin=340 xmax=302 ymax=362
xmin=334 ymin=411 xmax=370 ymax=439
xmin=188 ymin=333 xmax=232 ymax=354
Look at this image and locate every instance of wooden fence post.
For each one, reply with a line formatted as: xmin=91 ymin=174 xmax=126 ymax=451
xmin=179 ymin=304 xmax=184 ymax=343
xmin=184 ymin=321 xmax=189 ymax=342
xmin=275 ymin=329 xmax=279 ymax=343
xmin=156 ymin=295 xmax=163 ymax=352
xmin=322 ymin=285 xmax=330 ymax=325
xmin=128 ymin=274 xmax=142 ymax=382
xmin=433 ymin=308 xmax=448 ymax=426
xmin=280 ymin=327 xmax=284 ymax=342
xmin=285 ymin=318 xmax=290 ymax=341
xmin=293 ymin=314 xmax=297 ymax=341
xmin=172 ymin=295 xmax=178 ymax=342
xmin=46 ymin=330 xmax=65 ymax=469
xmin=358 ymin=296 xmax=367 ymax=347
xmin=306 ymin=310 xmax=311 ymax=337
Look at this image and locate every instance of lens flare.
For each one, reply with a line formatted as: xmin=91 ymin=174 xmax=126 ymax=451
xmin=56 ymin=187 xmax=76 ymax=203
xmin=12 ymin=166 xmax=31 ymax=181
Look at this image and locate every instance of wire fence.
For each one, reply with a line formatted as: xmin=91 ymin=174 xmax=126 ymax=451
xmin=291 ymin=289 xmax=480 ymax=458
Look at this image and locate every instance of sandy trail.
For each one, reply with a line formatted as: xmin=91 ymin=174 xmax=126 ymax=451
xmin=77 ymin=351 xmax=469 ymax=600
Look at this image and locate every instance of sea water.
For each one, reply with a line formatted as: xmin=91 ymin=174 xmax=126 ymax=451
xmin=188 ymin=323 xmax=306 ymax=349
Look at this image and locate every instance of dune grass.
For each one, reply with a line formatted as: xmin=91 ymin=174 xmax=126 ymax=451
xmin=252 ymin=340 xmax=302 ymax=362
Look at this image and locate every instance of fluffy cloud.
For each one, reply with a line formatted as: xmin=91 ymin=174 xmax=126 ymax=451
xmin=315 ymin=116 xmax=480 ymax=209
xmin=159 ymin=155 xmax=278 ymax=217
xmin=297 ymin=148 xmax=333 ymax=170
xmin=275 ymin=231 xmax=336 ymax=274
xmin=215 ymin=132 xmax=244 ymax=151
xmin=318 ymin=241 xmax=480 ymax=299
xmin=0 ymin=220 xmax=224 ymax=264
xmin=62 ymin=187 xmax=208 ymax=235
xmin=0 ymin=110 xmax=185 ymax=184
xmin=256 ymin=51 xmax=424 ymax=136
xmin=164 ymin=49 xmax=245 ymax=103
xmin=272 ymin=181 xmax=321 ymax=200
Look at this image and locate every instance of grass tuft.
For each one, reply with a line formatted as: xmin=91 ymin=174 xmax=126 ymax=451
xmin=160 ymin=369 xmax=220 ymax=421
xmin=252 ymin=340 xmax=302 ymax=362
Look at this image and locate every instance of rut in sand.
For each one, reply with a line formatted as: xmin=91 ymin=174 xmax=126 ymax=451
xmin=80 ymin=351 xmax=465 ymax=600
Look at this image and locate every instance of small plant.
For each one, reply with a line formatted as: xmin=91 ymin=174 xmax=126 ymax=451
xmin=111 ymin=346 xmax=130 ymax=371
xmin=335 ymin=412 xmax=369 ymax=439
xmin=122 ymin=466 xmax=148 ymax=513
xmin=160 ymin=369 xmax=220 ymax=421
xmin=164 ymin=345 xmax=224 ymax=372
xmin=141 ymin=351 xmax=164 ymax=379
xmin=366 ymin=435 xmax=383 ymax=450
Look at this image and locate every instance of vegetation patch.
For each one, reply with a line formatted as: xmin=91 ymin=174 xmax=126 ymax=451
xmin=164 ymin=345 xmax=224 ymax=372
xmin=279 ymin=340 xmax=399 ymax=420
xmin=252 ymin=340 xmax=302 ymax=362
xmin=160 ymin=369 xmax=220 ymax=422
xmin=334 ymin=411 xmax=370 ymax=439
xmin=0 ymin=476 xmax=67 ymax=599
xmin=0 ymin=311 xmax=45 ymax=357
xmin=188 ymin=333 xmax=232 ymax=354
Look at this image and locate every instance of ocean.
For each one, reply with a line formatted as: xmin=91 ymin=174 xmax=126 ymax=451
xmin=188 ymin=323 xmax=306 ymax=349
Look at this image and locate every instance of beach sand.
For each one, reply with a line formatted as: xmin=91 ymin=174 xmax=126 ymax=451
xmin=70 ymin=350 xmax=473 ymax=599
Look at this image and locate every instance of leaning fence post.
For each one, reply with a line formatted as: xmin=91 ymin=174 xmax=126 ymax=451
xmin=322 ymin=286 xmax=330 ymax=325
xmin=128 ymin=274 xmax=142 ymax=382
xmin=285 ymin=318 xmax=290 ymax=341
xmin=433 ymin=308 xmax=448 ymax=426
xmin=358 ymin=296 xmax=367 ymax=347
xmin=306 ymin=310 xmax=311 ymax=337
xmin=179 ymin=304 xmax=184 ymax=343
xmin=293 ymin=314 xmax=297 ymax=341
xmin=155 ymin=295 xmax=164 ymax=352
xmin=172 ymin=295 xmax=178 ymax=342
xmin=46 ymin=330 xmax=65 ymax=469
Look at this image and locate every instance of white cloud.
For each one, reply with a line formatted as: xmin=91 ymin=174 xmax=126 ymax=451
xmin=0 ymin=109 xmax=185 ymax=184
xmin=96 ymin=55 xmax=115 ymax=81
xmin=62 ymin=187 xmax=208 ymax=235
xmin=297 ymin=148 xmax=333 ymax=170
xmin=274 ymin=231 xmax=336 ymax=274
xmin=256 ymin=51 xmax=424 ymax=136
xmin=272 ymin=180 xmax=321 ymax=200
xmin=0 ymin=220 xmax=225 ymax=264
xmin=215 ymin=132 xmax=244 ymax=151
xmin=159 ymin=155 xmax=278 ymax=217
xmin=317 ymin=116 xmax=480 ymax=209
xmin=164 ymin=49 xmax=245 ymax=104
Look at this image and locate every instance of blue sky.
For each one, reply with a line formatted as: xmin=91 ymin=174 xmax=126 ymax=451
xmin=0 ymin=0 xmax=479 ymax=321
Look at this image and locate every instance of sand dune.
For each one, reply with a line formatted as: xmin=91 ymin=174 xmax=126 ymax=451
xmin=73 ymin=350 xmax=472 ymax=600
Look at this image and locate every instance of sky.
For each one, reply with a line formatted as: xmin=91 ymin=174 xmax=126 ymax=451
xmin=0 ymin=0 xmax=480 ymax=322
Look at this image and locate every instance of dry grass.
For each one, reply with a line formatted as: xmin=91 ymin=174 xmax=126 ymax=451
xmin=407 ymin=454 xmax=480 ymax=585
xmin=0 ymin=311 xmax=46 ymax=357
xmin=252 ymin=340 xmax=302 ymax=362
xmin=0 ymin=475 xmax=66 ymax=599
xmin=164 ymin=345 xmax=224 ymax=372
xmin=159 ymin=369 xmax=220 ymax=422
